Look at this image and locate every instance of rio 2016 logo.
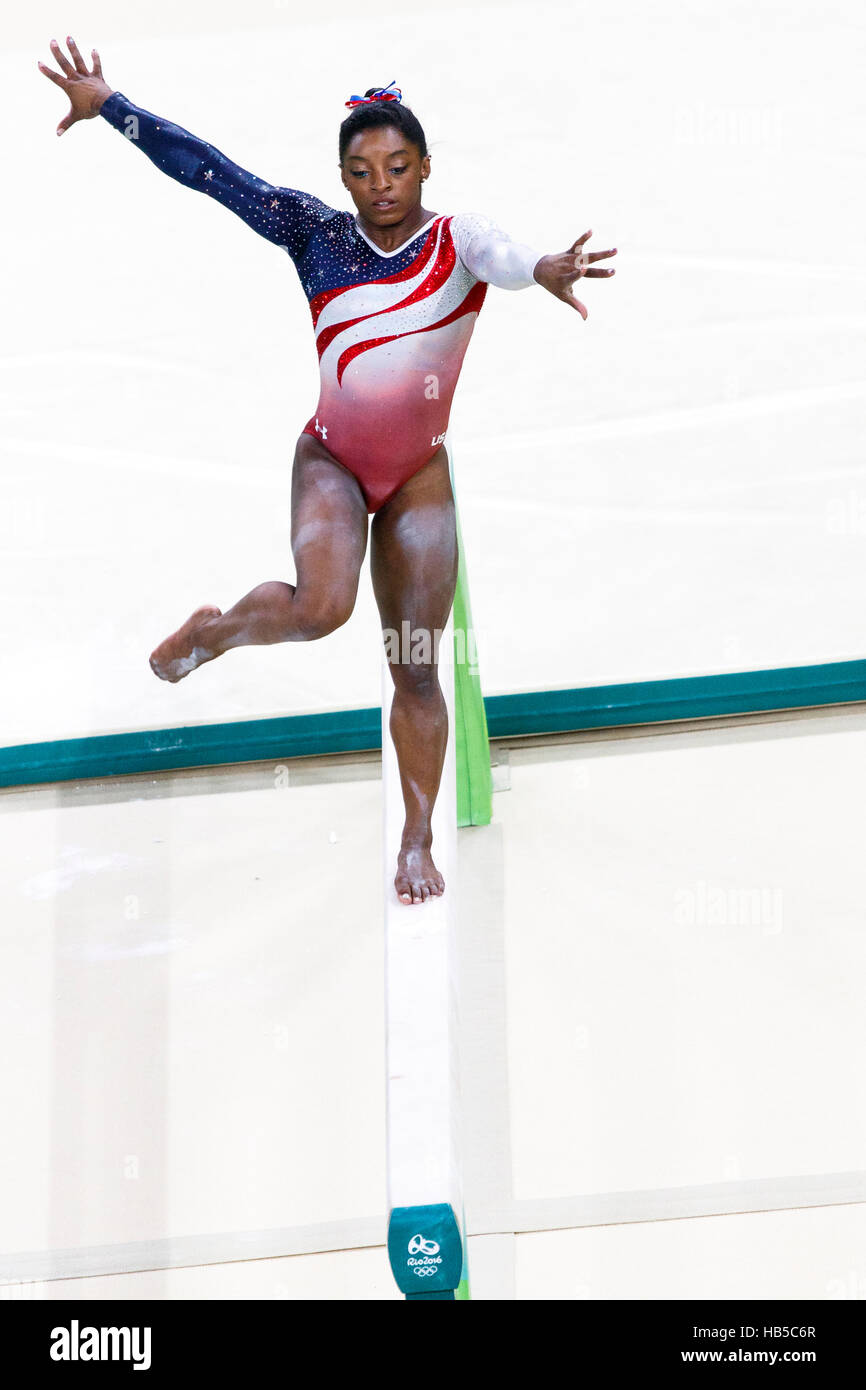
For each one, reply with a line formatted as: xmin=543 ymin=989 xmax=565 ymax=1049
xmin=407 ymin=1233 xmax=442 ymax=1278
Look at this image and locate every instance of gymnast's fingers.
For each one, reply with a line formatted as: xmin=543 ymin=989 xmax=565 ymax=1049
xmin=583 ymin=267 xmax=616 ymax=277
xmin=569 ymin=229 xmax=592 ymax=252
xmin=66 ymin=35 xmax=88 ymax=75
xmin=56 ymin=106 xmax=77 ymax=136
xmin=563 ymin=289 xmax=588 ymax=320
xmin=586 ymin=247 xmax=617 ymax=263
xmin=91 ymin=48 xmax=103 ymax=78
xmin=49 ymin=38 xmax=76 ymax=78
xmin=37 ymin=60 xmax=68 ymax=89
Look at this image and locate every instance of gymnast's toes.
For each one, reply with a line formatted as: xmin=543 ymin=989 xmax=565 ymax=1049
xmin=395 ymin=848 xmax=445 ymax=905
xmin=149 ymin=604 xmax=222 ymax=683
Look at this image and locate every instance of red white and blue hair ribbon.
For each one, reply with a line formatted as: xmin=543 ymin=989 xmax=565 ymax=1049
xmin=345 ymin=80 xmax=402 ymax=109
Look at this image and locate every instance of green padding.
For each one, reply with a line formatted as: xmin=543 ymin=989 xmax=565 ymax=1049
xmin=452 ymin=503 xmax=493 ymax=828
xmin=0 ymin=707 xmax=381 ymax=789
xmin=482 ymin=659 xmax=866 ymax=735
xmin=455 ymin=1198 xmax=471 ymax=1300
xmin=3 ymin=659 xmax=866 ymax=789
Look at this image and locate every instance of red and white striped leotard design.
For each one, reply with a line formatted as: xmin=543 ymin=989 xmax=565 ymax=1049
xmin=98 ymin=93 xmax=541 ymax=511
xmin=302 ymin=215 xmax=487 ymax=509
xmin=302 ymin=213 xmax=540 ymax=510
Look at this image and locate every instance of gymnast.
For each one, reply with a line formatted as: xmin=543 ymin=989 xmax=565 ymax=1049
xmin=40 ymin=38 xmax=616 ymax=905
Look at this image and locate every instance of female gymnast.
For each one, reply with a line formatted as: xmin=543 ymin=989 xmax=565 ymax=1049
xmin=40 ymin=37 xmax=616 ymax=905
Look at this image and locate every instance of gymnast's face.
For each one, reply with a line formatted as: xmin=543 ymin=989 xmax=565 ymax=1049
xmin=340 ymin=126 xmax=430 ymax=226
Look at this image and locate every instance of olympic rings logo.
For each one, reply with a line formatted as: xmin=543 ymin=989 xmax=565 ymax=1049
xmin=413 ymin=1267 xmax=437 ymax=1278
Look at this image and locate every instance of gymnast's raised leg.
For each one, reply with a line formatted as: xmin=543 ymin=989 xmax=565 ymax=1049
xmin=149 ymin=433 xmax=368 ymax=679
xmin=370 ymin=445 xmax=458 ymax=905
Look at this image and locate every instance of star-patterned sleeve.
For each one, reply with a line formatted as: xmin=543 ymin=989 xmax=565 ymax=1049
xmin=99 ymin=91 xmax=336 ymax=261
xmin=450 ymin=213 xmax=541 ymax=290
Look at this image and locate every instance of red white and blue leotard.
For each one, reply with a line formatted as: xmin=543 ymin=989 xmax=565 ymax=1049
xmin=100 ymin=92 xmax=541 ymax=511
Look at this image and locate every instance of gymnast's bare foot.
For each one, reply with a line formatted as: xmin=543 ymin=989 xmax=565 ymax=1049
xmin=395 ymin=837 xmax=445 ymax=905
xmin=149 ymin=605 xmax=222 ymax=683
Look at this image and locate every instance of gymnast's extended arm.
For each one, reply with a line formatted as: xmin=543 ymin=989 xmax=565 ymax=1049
xmin=38 ymin=35 xmax=330 ymax=254
xmin=451 ymin=213 xmax=617 ymax=320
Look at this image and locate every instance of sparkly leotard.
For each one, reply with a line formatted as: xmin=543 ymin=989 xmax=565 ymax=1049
xmin=100 ymin=92 xmax=541 ymax=512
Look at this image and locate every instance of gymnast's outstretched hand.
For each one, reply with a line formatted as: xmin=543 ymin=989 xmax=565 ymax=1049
xmin=37 ymin=36 xmax=113 ymax=135
xmin=533 ymin=230 xmax=617 ymax=320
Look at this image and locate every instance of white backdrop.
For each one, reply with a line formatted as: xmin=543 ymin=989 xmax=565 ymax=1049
xmin=3 ymin=0 xmax=866 ymax=743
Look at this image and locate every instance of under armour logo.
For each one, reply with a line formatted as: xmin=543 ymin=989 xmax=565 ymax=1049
xmin=408 ymin=1234 xmax=440 ymax=1257
xmin=315 ymin=417 xmax=328 ymax=440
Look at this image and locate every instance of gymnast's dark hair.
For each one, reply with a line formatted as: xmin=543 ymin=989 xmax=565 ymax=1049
xmin=339 ymin=88 xmax=428 ymax=163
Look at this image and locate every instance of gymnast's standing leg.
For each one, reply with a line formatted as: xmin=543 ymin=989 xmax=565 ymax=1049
xmin=370 ymin=445 xmax=458 ymax=905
